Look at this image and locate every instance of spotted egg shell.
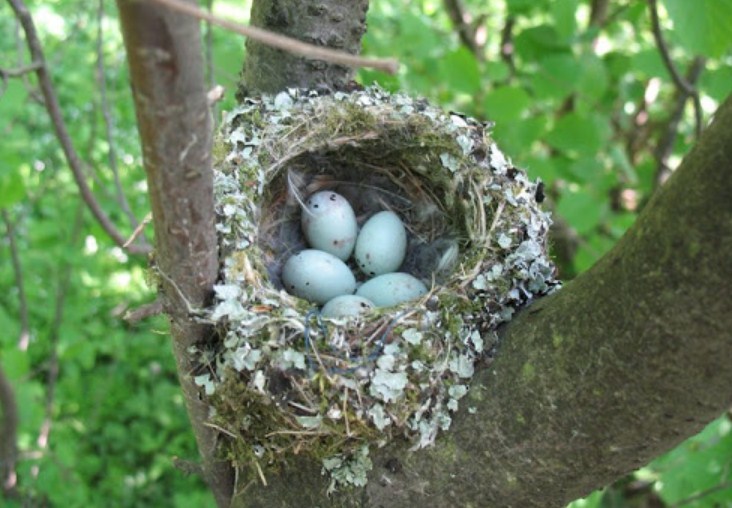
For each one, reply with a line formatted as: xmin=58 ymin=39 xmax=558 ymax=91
xmin=282 ymin=250 xmax=356 ymax=304
xmin=354 ymin=211 xmax=407 ymax=277
xmin=321 ymin=295 xmax=375 ymax=318
xmin=355 ymin=272 xmax=428 ymax=308
xmin=301 ymin=191 xmax=358 ymax=260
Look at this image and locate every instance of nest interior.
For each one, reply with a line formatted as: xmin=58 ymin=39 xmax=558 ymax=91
xmin=198 ymin=87 xmax=558 ymax=490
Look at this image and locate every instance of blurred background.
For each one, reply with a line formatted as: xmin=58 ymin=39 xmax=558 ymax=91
xmin=1 ymin=0 xmax=730 ymax=506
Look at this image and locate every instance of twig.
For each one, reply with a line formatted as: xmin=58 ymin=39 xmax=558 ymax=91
xmin=588 ymin=0 xmax=610 ymax=28
xmin=499 ymin=16 xmax=516 ymax=81
xmin=34 ymin=205 xmax=84 ymax=480
xmin=96 ymin=0 xmax=147 ymax=240
xmin=148 ymin=0 xmax=399 ymax=74
xmin=0 ymin=61 xmax=41 ymax=77
xmin=123 ymin=211 xmax=153 ymax=249
xmin=443 ymin=0 xmax=482 ymax=59
xmin=647 ymin=0 xmax=703 ymax=137
xmin=1 ymin=211 xmax=30 ymax=351
xmin=124 ymin=299 xmax=164 ymax=323
xmin=7 ymin=0 xmax=151 ymax=256
xmin=0 ymin=365 xmax=19 ymax=498
xmin=653 ymin=57 xmax=705 ymax=186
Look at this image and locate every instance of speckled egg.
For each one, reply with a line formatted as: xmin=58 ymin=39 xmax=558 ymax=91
xmin=301 ymin=191 xmax=358 ymax=260
xmin=282 ymin=250 xmax=356 ymax=304
xmin=355 ymin=272 xmax=428 ymax=308
xmin=321 ymin=295 xmax=375 ymax=318
xmin=354 ymin=211 xmax=407 ymax=277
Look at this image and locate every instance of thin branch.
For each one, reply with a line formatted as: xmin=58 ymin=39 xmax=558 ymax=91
xmin=148 ymin=0 xmax=399 ymax=74
xmin=123 ymin=299 xmax=164 ymax=323
xmin=34 ymin=205 xmax=84 ymax=480
xmin=654 ymin=57 xmax=706 ymax=186
xmin=1 ymin=211 xmax=30 ymax=351
xmin=443 ymin=0 xmax=482 ymax=59
xmin=499 ymin=16 xmax=516 ymax=81
xmin=648 ymin=0 xmax=703 ymax=137
xmin=7 ymin=0 xmax=151 ymax=256
xmin=0 ymin=365 xmax=19 ymax=498
xmin=95 ymin=0 xmax=147 ymax=239
xmin=0 ymin=61 xmax=41 ymax=77
xmin=588 ymin=0 xmax=610 ymax=28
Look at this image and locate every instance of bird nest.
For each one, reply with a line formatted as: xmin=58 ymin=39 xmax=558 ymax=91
xmin=195 ymin=86 xmax=558 ymax=491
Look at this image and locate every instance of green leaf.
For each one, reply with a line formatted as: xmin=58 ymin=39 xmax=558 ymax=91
xmin=0 ymin=166 xmax=26 ymax=208
xmin=491 ymin=116 xmax=548 ymax=156
xmin=483 ymin=86 xmax=532 ymax=123
xmin=506 ymin=0 xmax=550 ymax=16
xmin=663 ymin=0 xmax=732 ymax=58
xmin=576 ymin=53 xmax=609 ymax=104
xmin=551 ymin=0 xmax=579 ymax=41
xmin=701 ymin=65 xmax=732 ymax=102
xmin=651 ymin=416 xmax=732 ymax=507
xmin=557 ymin=188 xmax=607 ymax=235
xmin=546 ymin=113 xmax=610 ymax=157
xmin=514 ymin=25 xmax=569 ymax=63
xmin=440 ymin=47 xmax=481 ymax=95
xmin=532 ymin=53 xmax=581 ymax=100
xmin=1 ymin=348 xmax=29 ymax=380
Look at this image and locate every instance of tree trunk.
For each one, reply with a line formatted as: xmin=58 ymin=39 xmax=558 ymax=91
xmin=115 ymin=1 xmax=234 ymax=506
xmin=231 ymin=97 xmax=732 ymax=506
xmin=240 ymin=0 xmax=369 ymax=95
xmin=116 ymin=0 xmax=732 ymax=504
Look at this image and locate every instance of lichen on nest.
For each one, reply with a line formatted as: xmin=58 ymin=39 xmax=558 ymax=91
xmin=192 ymin=86 xmax=559 ymax=491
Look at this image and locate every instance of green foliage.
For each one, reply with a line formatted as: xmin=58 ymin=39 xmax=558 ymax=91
xmin=0 ymin=0 xmax=730 ymax=506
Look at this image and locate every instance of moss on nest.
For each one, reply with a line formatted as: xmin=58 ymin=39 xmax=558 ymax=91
xmin=195 ymin=86 xmax=559 ymax=491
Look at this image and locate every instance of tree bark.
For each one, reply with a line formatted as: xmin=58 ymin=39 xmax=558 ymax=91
xmin=114 ymin=1 xmax=234 ymax=506
xmin=240 ymin=0 xmax=369 ymax=95
xmin=232 ymin=97 xmax=732 ymax=506
xmin=0 ymin=366 xmax=19 ymax=498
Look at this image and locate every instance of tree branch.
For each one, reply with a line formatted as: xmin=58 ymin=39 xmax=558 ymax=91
xmin=0 ymin=365 xmax=19 ymax=498
xmin=148 ymin=0 xmax=398 ymax=75
xmin=230 ymin=98 xmax=732 ymax=507
xmin=242 ymin=0 xmax=372 ymax=95
xmin=647 ymin=0 xmax=703 ymax=137
xmin=443 ymin=0 xmax=482 ymax=59
xmin=1 ymin=211 xmax=30 ymax=351
xmin=7 ymin=0 xmax=151 ymax=256
xmin=95 ymin=0 xmax=148 ymax=241
xmin=34 ymin=206 xmax=84 ymax=481
xmin=654 ymin=57 xmax=705 ymax=186
xmin=115 ymin=0 xmax=234 ymax=505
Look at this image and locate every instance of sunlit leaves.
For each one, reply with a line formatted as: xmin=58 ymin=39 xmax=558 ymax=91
xmin=663 ymin=0 xmax=732 ymax=58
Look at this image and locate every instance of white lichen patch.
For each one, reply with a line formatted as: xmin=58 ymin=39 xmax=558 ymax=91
xmin=197 ymin=86 xmax=559 ymax=490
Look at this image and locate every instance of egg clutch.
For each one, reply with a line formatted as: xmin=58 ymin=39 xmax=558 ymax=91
xmin=281 ymin=190 xmax=428 ymax=318
xmin=205 ymin=86 xmax=558 ymax=490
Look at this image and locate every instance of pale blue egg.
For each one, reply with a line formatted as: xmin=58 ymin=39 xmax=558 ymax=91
xmin=354 ymin=211 xmax=407 ymax=277
xmin=355 ymin=272 xmax=427 ymax=308
xmin=282 ymin=250 xmax=356 ymax=304
xmin=321 ymin=295 xmax=375 ymax=318
xmin=301 ymin=191 xmax=357 ymax=260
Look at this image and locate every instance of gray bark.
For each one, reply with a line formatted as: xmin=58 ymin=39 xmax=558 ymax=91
xmin=115 ymin=1 xmax=234 ymax=506
xmin=232 ymin=97 xmax=732 ymax=506
xmin=240 ymin=0 xmax=369 ymax=95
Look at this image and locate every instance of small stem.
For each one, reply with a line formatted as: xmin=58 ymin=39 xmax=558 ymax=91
xmin=149 ymin=0 xmax=399 ymax=74
xmin=8 ymin=0 xmax=151 ymax=255
xmin=1 ymin=211 xmax=30 ymax=351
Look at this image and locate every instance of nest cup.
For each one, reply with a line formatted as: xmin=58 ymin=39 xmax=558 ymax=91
xmin=205 ymin=87 xmax=557 ymax=488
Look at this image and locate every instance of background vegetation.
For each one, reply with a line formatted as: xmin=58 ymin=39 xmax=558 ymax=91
xmin=1 ymin=0 xmax=730 ymax=506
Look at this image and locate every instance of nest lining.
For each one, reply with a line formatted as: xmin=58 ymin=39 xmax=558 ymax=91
xmin=196 ymin=86 xmax=558 ymax=490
